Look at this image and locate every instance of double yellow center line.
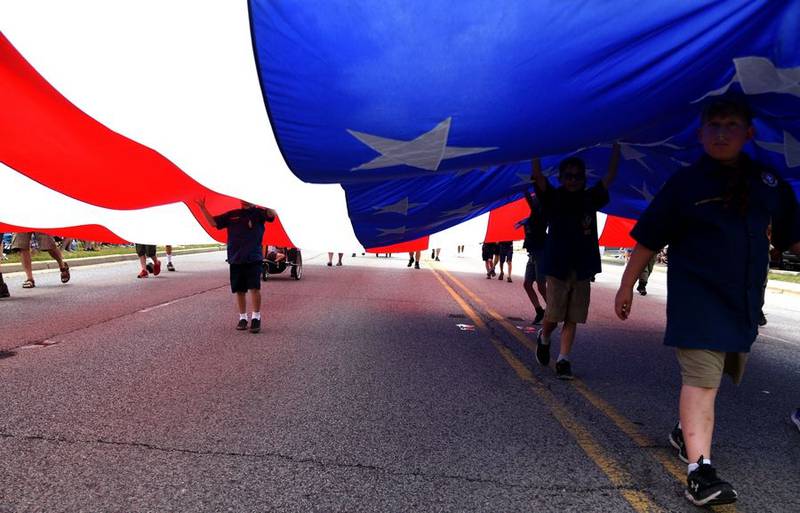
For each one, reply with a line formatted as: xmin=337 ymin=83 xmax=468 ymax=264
xmin=428 ymin=263 xmax=738 ymax=513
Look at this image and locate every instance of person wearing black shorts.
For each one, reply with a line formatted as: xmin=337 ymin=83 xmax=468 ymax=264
xmin=496 ymin=241 xmax=514 ymax=282
xmin=196 ymin=198 xmax=276 ymax=333
xmin=482 ymin=242 xmax=498 ymax=278
xmin=134 ymin=243 xmax=161 ymax=278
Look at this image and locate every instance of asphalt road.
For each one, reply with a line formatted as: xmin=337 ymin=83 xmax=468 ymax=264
xmin=1 ymin=250 xmax=798 ymax=513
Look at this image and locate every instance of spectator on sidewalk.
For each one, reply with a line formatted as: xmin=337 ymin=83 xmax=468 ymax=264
xmin=11 ymin=232 xmax=71 ymax=289
xmin=614 ymin=99 xmax=800 ymax=507
xmin=196 ymin=197 xmax=276 ymax=333
xmin=533 ymin=142 xmax=620 ymax=380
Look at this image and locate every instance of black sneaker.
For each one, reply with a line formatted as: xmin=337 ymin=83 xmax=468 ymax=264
xmin=669 ymin=422 xmax=689 ymax=463
xmin=236 ymin=319 xmax=248 ymax=331
xmin=167 ymin=262 xmax=175 ymax=272
xmin=535 ymin=330 xmax=550 ymax=366
xmin=637 ymin=282 xmax=647 ymax=296
xmin=758 ymin=310 xmax=767 ymax=326
xmin=414 ymin=262 xmax=420 ymax=269
xmin=685 ymin=457 xmax=737 ymax=506
xmin=555 ymin=359 xmax=573 ymax=380
xmin=249 ymin=318 xmax=261 ymax=333
xmin=146 ymin=263 xmax=154 ymax=274
xmin=532 ymin=306 xmax=545 ymax=325
xmin=0 ymin=281 xmax=9 ymax=299
xmin=407 ymin=257 xmax=414 ymax=267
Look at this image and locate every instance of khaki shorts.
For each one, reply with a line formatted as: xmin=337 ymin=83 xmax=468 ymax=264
xmin=544 ymin=272 xmax=590 ymax=324
xmin=676 ymin=348 xmax=748 ymax=388
xmin=10 ymin=232 xmax=57 ymax=251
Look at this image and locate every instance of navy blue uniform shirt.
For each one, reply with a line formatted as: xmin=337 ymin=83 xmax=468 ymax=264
xmin=214 ymin=208 xmax=274 ymax=264
xmin=523 ymin=190 xmax=547 ymax=251
xmin=632 ymin=154 xmax=800 ymax=352
xmin=535 ymin=181 xmax=609 ymax=281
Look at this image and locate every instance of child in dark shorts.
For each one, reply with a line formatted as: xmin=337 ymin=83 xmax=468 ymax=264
xmin=196 ymin=198 xmax=276 ymax=333
xmin=615 ymin=99 xmax=800 ymax=507
xmin=496 ymin=241 xmax=513 ymax=282
xmin=134 ymin=244 xmax=161 ymax=278
xmin=482 ymin=242 xmax=498 ymax=278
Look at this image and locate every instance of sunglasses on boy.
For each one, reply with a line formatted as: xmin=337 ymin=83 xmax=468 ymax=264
xmin=561 ymin=172 xmax=585 ymax=181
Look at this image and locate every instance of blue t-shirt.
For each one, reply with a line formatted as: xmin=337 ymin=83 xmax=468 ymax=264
xmin=534 ymin=181 xmax=609 ymax=281
xmin=631 ymin=154 xmax=800 ymax=352
xmin=523 ymin=190 xmax=547 ymax=251
xmin=214 ymin=208 xmax=274 ymax=264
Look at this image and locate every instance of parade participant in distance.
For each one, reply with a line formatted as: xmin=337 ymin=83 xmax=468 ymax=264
xmin=196 ymin=198 xmax=277 ymax=333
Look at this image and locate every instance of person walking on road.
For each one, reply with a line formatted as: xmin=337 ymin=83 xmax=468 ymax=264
xmin=482 ymin=242 xmax=498 ymax=278
xmin=636 ymin=253 xmax=657 ymax=296
xmin=11 ymin=232 xmax=70 ymax=289
xmin=165 ymin=245 xmax=176 ymax=272
xmin=533 ymin=142 xmax=620 ymax=380
xmin=196 ymin=197 xmax=277 ymax=334
xmin=614 ymin=99 xmax=800 ymax=507
xmin=407 ymin=250 xmax=421 ymax=269
xmin=0 ymin=232 xmax=8 ymax=299
xmin=135 ymin=244 xmax=162 ymax=278
xmin=520 ymin=190 xmax=547 ymax=324
xmin=327 ymin=252 xmax=344 ymax=266
xmin=496 ymin=241 xmax=513 ymax=282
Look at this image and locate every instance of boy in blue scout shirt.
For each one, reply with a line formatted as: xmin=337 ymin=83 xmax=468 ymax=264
xmin=531 ymin=143 xmax=620 ymax=379
xmin=615 ymin=99 xmax=800 ymax=507
xmin=196 ymin=198 xmax=277 ymax=333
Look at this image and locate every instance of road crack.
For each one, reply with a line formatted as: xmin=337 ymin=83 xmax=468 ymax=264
xmin=0 ymin=430 xmax=644 ymax=494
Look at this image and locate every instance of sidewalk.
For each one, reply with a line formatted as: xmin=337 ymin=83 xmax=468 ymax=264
xmin=601 ymin=256 xmax=800 ymax=297
xmin=0 ymin=246 xmax=225 ymax=275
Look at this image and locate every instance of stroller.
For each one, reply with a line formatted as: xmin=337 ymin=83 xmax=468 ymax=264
xmin=263 ymin=246 xmax=303 ymax=280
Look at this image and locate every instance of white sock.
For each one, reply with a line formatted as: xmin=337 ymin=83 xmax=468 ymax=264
xmin=688 ymin=459 xmax=711 ymax=475
xmin=239 ymin=313 xmax=248 ymax=321
xmin=252 ymin=312 xmax=261 ymax=321
xmin=167 ymin=255 xmax=172 ymax=263
xmin=557 ymin=354 xmax=569 ymax=363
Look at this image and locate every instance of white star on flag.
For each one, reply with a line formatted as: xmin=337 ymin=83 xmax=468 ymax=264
xmin=372 ymin=197 xmax=426 ymax=216
xmin=377 ymin=226 xmax=408 ymax=237
xmin=443 ymin=201 xmax=485 ymax=217
xmin=756 ymin=131 xmax=800 ymax=168
xmin=348 ymin=117 xmax=497 ymax=171
xmin=693 ymin=57 xmax=800 ymax=102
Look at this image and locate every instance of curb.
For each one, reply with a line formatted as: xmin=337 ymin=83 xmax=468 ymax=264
xmin=1 ymin=246 xmax=225 ymax=274
xmin=600 ymin=257 xmax=800 ymax=298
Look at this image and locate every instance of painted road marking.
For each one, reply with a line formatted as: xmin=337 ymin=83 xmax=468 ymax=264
xmin=138 ymin=299 xmax=183 ymax=313
xmin=433 ymin=264 xmax=738 ymax=513
xmin=429 ymin=267 xmax=664 ymax=513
